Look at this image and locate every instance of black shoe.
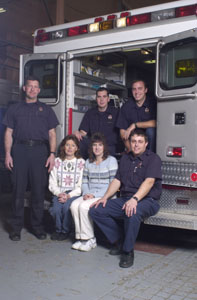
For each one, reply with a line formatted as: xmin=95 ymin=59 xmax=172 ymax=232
xmin=119 ymin=250 xmax=134 ymax=268
xmin=9 ymin=231 xmax=21 ymax=241
xmin=57 ymin=232 xmax=69 ymax=241
xmin=109 ymin=242 xmax=122 ymax=255
xmin=51 ymin=232 xmax=61 ymax=241
xmin=32 ymin=229 xmax=47 ymax=240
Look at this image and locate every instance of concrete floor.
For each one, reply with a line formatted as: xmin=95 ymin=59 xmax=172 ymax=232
xmin=0 ymin=193 xmax=197 ymax=300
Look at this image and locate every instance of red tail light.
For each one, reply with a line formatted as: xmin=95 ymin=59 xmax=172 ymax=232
xmin=107 ymin=15 xmax=116 ymax=20
xmin=120 ymin=12 xmax=130 ymax=18
xmin=35 ymin=29 xmax=50 ymax=45
xmin=79 ymin=25 xmax=88 ymax=34
xmin=67 ymin=25 xmax=88 ymax=37
xmin=94 ymin=17 xmax=104 ymax=22
xmin=127 ymin=13 xmax=151 ymax=26
xmin=173 ymin=147 xmax=182 ymax=157
xmin=166 ymin=147 xmax=183 ymax=157
xmin=191 ymin=173 xmax=197 ymax=182
xmin=175 ymin=4 xmax=197 ymax=18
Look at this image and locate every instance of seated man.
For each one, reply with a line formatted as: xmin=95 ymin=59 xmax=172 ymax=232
xmin=117 ymin=79 xmax=156 ymax=152
xmin=74 ymin=87 xmax=120 ymax=159
xmin=89 ymin=128 xmax=162 ymax=268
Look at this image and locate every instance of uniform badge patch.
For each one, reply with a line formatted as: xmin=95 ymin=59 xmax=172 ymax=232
xmin=108 ymin=114 xmax=112 ymax=120
xmin=145 ymin=107 xmax=149 ymax=113
xmin=39 ymin=107 xmax=43 ymax=112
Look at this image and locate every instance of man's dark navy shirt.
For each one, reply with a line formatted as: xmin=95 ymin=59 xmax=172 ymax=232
xmin=79 ymin=105 xmax=119 ymax=147
xmin=3 ymin=100 xmax=59 ymax=141
xmin=116 ymin=96 xmax=156 ymax=130
xmin=115 ymin=149 xmax=162 ymax=200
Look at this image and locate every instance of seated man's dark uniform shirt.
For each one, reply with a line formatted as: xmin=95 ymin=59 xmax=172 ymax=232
xmin=79 ymin=105 xmax=120 ymax=156
xmin=116 ymin=149 xmax=162 ymax=200
xmin=116 ymin=96 xmax=156 ymax=130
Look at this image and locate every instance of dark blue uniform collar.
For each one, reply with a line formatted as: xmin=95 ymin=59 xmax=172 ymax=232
xmin=128 ymin=149 xmax=152 ymax=161
xmin=131 ymin=96 xmax=151 ymax=109
xmin=141 ymin=97 xmax=151 ymax=108
xmin=23 ymin=100 xmax=39 ymax=106
xmin=96 ymin=105 xmax=113 ymax=114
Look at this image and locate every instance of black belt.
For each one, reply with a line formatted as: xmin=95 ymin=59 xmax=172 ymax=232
xmin=16 ymin=140 xmax=47 ymax=146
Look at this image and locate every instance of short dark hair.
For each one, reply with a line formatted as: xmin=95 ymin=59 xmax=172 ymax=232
xmin=24 ymin=76 xmax=40 ymax=86
xmin=131 ymin=79 xmax=147 ymax=89
xmin=129 ymin=128 xmax=148 ymax=143
xmin=59 ymin=134 xmax=81 ymax=160
xmin=96 ymin=87 xmax=109 ymax=97
xmin=88 ymin=132 xmax=109 ymax=162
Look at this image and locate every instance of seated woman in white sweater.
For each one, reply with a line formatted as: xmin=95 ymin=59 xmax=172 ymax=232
xmin=49 ymin=135 xmax=85 ymax=241
xmin=70 ymin=132 xmax=118 ymax=251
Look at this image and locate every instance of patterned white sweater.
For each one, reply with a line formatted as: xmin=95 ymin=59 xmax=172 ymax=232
xmin=49 ymin=157 xmax=85 ymax=197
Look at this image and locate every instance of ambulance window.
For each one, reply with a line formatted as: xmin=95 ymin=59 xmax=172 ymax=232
xmin=24 ymin=60 xmax=62 ymax=99
xmin=159 ymin=38 xmax=197 ymax=90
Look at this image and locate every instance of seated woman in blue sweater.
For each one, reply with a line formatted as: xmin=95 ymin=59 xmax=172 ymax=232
xmin=70 ymin=132 xmax=118 ymax=252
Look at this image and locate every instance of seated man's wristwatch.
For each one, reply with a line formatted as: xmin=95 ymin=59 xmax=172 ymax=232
xmin=133 ymin=196 xmax=139 ymax=202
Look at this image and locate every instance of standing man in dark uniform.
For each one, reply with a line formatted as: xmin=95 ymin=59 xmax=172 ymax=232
xmin=3 ymin=76 xmax=59 ymax=241
xmin=90 ymin=128 xmax=162 ymax=268
xmin=117 ymin=80 xmax=156 ymax=152
xmin=74 ymin=87 xmax=120 ymax=159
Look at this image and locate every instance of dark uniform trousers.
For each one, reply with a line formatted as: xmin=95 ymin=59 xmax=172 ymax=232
xmin=89 ymin=196 xmax=160 ymax=252
xmin=10 ymin=143 xmax=48 ymax=232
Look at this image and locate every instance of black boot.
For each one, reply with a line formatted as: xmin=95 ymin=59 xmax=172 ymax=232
xmin=119 ymin=250 xmax=134 ymax=268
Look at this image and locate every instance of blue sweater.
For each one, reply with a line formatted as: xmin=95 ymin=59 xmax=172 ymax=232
xmin=82 ymin=156 xmax=118 ymax=198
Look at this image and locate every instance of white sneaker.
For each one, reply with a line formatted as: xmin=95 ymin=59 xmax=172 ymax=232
xmin=79 ymin=238 xmax=97 ymax=252
xmin=72 ymin=240 xmax=82 ymax=250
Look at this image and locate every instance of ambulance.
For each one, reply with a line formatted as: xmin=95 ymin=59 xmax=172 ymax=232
xmin=20 ymin=0 xmax=197 ymax=230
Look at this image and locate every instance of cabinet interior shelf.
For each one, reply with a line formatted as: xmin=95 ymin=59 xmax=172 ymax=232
xmin=74 ymin=72 xmax=126 ymax=91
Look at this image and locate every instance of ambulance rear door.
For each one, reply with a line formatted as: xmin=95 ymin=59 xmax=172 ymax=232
xmin=156 ymin=28 xmax=197 ymax=164
xmin=20 ymin=53 xmax=67 ymax=146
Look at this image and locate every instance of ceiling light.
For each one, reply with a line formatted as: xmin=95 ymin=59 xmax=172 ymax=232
xmin=141 ymin=50 xmax=150 ymax=55
xmin=123 ymin=48 xmax=141 ymax=52
xmin=144 ymin=59 xmax=156 ymax=64
xmin=0 ymin=7 xmax=6 ymax=13
xmin=111 ymin=63 xmax=124 ymax=67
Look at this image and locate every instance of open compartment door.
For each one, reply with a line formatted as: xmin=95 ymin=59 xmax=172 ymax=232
xmin=20 ymin=53 xmax=67 ymax=145
xmin=20 ymin=53 xmax=65 ymax=104
xmin=156 ymin=28 xmax=197 ymax=101
xmin=155 ymin=28 xmax=197 ymax=163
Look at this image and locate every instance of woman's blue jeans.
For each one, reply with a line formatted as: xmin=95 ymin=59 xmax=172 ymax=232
xmin=49 ymin=195 xmax=78 ymax=233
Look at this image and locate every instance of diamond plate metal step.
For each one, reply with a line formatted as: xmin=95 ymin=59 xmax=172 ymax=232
xmin=144 ymin=211 xmax=197 ymax=230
